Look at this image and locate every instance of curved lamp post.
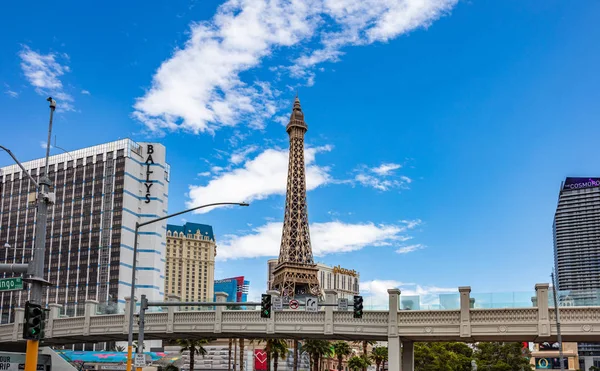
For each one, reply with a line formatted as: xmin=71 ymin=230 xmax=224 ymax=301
xmin=126 ymin=201 xmax=250 ymax=371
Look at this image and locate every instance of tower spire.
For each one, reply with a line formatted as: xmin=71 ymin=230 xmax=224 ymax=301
xmin=271 ymin=97 xmax=320 ymax=299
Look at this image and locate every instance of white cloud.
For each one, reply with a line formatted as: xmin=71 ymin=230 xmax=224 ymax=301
xmin=81 ymin=89 xmax=90 ymax=95
xmin=354 ymin=162 xmax=412 ymax=191
xmin=395 ymin=243 xmax=424 ymax=254
xmin=361 ymin=280 xmax=457 ymax=309
xmin=134 ymin=0 xmax=457 ymax=134
xmin=39 ymin=141 xmax=53 ymax=149
xmin=187 ymin=145 xmax=332 ymax=213
xmin=197 ymin=171 xmax=211 ymax=177
xmin=230 ymin=145 xmax=259 ymax=164
xmin=5 ymin=90 xmax=18 ymax=98
xmin=371 ymin=163 xmax=401 ymax=176
xmin=19 ymin=46 xmax=75 ymax=112
xmin=216 ymin=219 xmax=420 ymax=260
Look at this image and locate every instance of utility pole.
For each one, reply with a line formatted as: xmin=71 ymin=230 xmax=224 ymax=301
xmin=24 ymin=97 xmax=56 ymax=371
xmin=551 ymin=271 xmax=565 ymax=371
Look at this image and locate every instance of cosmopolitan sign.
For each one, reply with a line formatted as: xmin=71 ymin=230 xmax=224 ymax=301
xmin=562 ymin=177 xmax=600 ymax=191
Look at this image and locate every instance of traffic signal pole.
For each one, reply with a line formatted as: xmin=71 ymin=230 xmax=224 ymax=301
xmin=24 ymin=98 xmax=56 ymax=371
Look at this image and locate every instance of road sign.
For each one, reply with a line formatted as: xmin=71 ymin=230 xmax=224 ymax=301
xmin=134 ymin=354 xmax=147 ymax=367
xmin=289 ymin=299 xmax=299 ymax=310
xmin=337 ymin=298 xmax=348 ymax=311
xmin=0 ymin=278 xmax=23 ymax=292
xmin=272 ymin=297 xmax=283 ymax=311
xmin=305 ymin=296 xmax=318 ymax=312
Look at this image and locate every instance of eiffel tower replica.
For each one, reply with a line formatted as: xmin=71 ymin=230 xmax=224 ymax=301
xmin=271 ymin=97 xmax=321 ymax=300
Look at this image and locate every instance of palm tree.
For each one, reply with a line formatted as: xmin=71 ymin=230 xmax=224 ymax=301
xmin=332 ymin=341 xmax=352 ymax=371
xmin=271 ymin=339 xmax=289 ymax=371
xmin=302 ymin=340 xmax=331 ymax=371
xmin=239 ymin=338 xmax=245 ymax=371
xmin=353 ymin=341 xmax=374 ymax=371
xmin=370 ymin=347 xmax=387 ymax=371
xmin=177 ymin=339 xmax=209 ymax=371
xmin=347 ymin=356 xmax=370 ymax=371
xmin=228 ymin=338 xmax=233 ymax=371
xmin=293 ymin=340 xmax=299 ymax=371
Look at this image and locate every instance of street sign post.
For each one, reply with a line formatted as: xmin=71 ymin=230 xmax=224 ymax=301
xmin=305 ymin=296 xmax=318 ymax=312
xmin=289 ymin=299 xmax=299 ymax=310
xmin=134 ymin=354 xmax=146 ymax=368
xmin=272 ymin=297 xmax=283 ymax=311
xmin=0 ymin=278 xmax=23 ymax=292
xmin=337 ymin=298 xmax=348 ymax=311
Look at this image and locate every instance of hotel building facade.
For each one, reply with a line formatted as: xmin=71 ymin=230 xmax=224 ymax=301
xmin=0 ymin=139 xmax=169 ymax=322
xmin=165 ymin=222 xmax=216 ymax=303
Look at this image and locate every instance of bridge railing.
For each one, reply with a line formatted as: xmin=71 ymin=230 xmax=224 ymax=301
xmin=0 ymin=283 xmax=598 ymax=344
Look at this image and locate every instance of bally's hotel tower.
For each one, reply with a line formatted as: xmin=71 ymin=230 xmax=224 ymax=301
xmin=0 ymin=139 xmax=169 ymax=322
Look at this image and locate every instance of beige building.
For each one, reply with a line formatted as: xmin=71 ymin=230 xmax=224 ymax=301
xmin=165 ymin=222 xmax=216 ymax=302
xmin=530 ymin=342 xmax=580 ymax=370
xmin=267 ymin=259 xmax=360 ymax=299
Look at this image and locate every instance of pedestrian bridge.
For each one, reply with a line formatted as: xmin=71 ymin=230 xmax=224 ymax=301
xmin=0 ymin=283 xmax=598 ymax=346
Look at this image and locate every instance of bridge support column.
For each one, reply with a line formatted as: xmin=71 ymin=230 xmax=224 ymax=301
xmin=47 ymin=303 xmax=62 ymax=339
xmin=215 ymin=292 xmax=228 ymax=334
xmin=83 ymin=300 xmax=98 ymax=336
xmin=535 ymin=283 xmax=551 ymax=337
xmin=387 ymin=289 xmax=401 ymax=371
xmin=124 ymin=296 xmax=137 ymax=334
xmin=12 ymin=308 xmax=24 ymax=342
xmin=401 ymin=340 xmax=413 ymax=371
xmin=166 ymin=294 xmax=180 ymax=334
xmin=266 ymin=290 xmax=279 ymax=334
xmin=324 ymin=290 xmax=337 ymax=335
xmin=459 ymin=286 xmax=471 ymax=338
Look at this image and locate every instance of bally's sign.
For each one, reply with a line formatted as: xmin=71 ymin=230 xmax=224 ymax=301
xmin=144 ymin=145 xmax=155 ymax=203
xmin=562 ymin=177 xmax=600 ymax=191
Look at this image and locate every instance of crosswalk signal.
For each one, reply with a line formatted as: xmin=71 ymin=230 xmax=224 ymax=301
xmin=261 ymin=294 xmax=272 ymax=318
xmin=23 ymin=301 xmax=45 ymax=340
xmin=353 ymin=295 xmax=363 ymax=319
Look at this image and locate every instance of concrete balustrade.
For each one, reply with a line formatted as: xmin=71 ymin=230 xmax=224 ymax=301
xmin=1 ymin=283 xmax=599 ymax=371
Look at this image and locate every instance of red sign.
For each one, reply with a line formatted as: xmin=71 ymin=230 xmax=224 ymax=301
xmin=254 ymin=350 xmax=267 ymax=371
xmin=289 ymin=299 xmax=299 ymax=310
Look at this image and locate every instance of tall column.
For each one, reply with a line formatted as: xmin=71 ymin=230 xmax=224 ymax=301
xmin=47 ymin=303 xmax=62 ymax=339
xmin=266 ymin=290 xmax=280 ymax=334
xmin=324 ymin=289 xmax=337 ymax=335
xmin=401 ymin=340 xmax=414 ymax=371
xmin=535 ymin=283 xmax=551 ymax=337
xmin=459 ymin=286 xmax=471 ymax=338
xmin=124 ymin=296 xmax=137 ymax=334
xmin=83 ymin=300 xmax=99 ymax=336
xmin=387 ymin=289 xmax=401 ymax=371
xmin=166 ymin=294 xmax=180 ymax=334
xmin=215 ymin=292 xmax=228 ymax=334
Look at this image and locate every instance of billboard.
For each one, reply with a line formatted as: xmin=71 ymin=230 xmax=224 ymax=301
xmin=538 ymin=342 xmax=560 ymax=351
xmin=254 ymin=350 xmax=267 ymax=371
xmin=0 ymin=352 xmax=51 ymax=371
xmin=562 ymin=177 xmax=600 ymax=191
xmin=535 ymin=357 xmax=567 ymax=369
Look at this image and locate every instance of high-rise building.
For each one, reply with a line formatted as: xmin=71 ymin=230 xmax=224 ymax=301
xmin=553 ymin=177 xmax=600 ymax=292
xmin=268 ymin=259 xmax=359 ymax=299
xmin=271 ymin=97 xmax=321 ymax=299
xmin=553 ymin=177 xmax=600 ymax=367
xmin=0 ymin=139 xmax=169 ymax=322
xmin=213 ymin=276 xmax=249 ymax=303
xmin=165 ymin=222 xmax=216 ymax=302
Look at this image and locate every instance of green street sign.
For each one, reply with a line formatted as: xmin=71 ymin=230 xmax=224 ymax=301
xmin=0 ymin=277 xmax=23 ymax=291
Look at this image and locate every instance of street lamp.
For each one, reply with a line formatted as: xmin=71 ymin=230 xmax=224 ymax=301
xmin=125 ymin=201 xmax=249 ymax=371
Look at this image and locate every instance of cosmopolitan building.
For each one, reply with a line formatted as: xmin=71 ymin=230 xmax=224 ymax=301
xmin=165 ymin=223 xmax=216 ymax=302
xmin=553 ymin=177 xmax=600 ymax=368
xmin=213 ymin=276 xmax=249 ymax=303
xmin=0 ymin=139 xmax=169 ymax=322
xmin=267 ymin=259 xmax=359 ymax=299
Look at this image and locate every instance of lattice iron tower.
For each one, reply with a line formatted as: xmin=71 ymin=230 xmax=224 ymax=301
xmin=271 ymin=97 xmax=321 ymax=299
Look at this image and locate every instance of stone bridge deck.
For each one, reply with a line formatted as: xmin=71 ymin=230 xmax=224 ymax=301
xmin=0 ymin=284 xmax=598 ymax=345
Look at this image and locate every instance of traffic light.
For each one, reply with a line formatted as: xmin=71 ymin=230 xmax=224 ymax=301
xmin=23 ymin=301 xmax=45 ymax=340
xmin=353 ymin=295 xmax=363 ymax=319
xmin=261 ymin=294 xmax=272 ymax=318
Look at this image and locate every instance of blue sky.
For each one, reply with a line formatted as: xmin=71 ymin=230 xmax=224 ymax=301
xmin=1 ymin=0 xmax=600 ymax=305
